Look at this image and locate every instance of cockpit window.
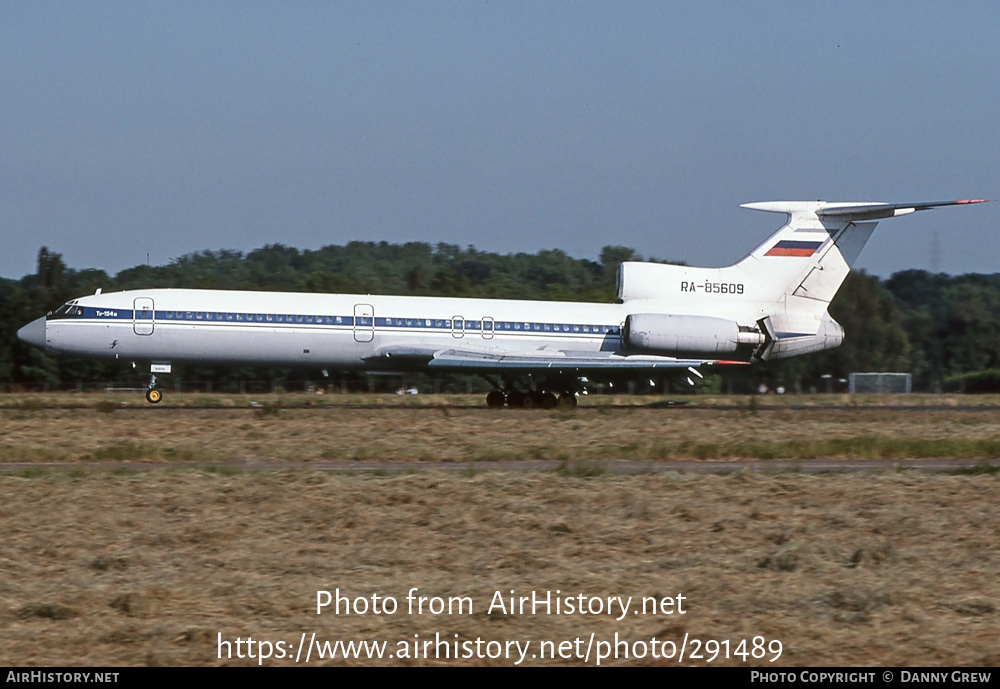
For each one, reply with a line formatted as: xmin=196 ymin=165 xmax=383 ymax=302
xmin=50 ymin=303 xmax=84 ymax=318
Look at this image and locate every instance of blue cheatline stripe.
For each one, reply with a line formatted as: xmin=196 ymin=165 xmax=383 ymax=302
xmin=71 ymin=306 xmax=620 ymax=336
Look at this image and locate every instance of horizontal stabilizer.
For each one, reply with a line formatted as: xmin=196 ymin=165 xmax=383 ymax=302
xmin=742 ymin=199 xmax=989 ymax=222
xmin=816 ymin=199 xmax=989 ymax=221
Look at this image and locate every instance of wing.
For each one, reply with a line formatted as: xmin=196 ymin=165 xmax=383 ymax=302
xmin=363 ymin=343 xmax=721 ymax=375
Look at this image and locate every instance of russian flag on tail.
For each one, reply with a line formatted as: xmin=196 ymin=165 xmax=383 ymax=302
xmin=765 ymin=240 xmax=824 ymax=257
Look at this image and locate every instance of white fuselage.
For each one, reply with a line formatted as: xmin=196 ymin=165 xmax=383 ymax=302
xmin=40 ymin=288 xmax=642 ymax=370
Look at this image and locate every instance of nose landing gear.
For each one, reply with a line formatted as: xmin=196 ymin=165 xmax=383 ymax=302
xmin=146 ymin=373 xmax=163 ymax=404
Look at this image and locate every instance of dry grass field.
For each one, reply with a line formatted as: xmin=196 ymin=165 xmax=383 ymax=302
xmin=4 ymin=392 xmax=1000 ymax=465
xmin=1 ymin=394 xmax=998 ymax=666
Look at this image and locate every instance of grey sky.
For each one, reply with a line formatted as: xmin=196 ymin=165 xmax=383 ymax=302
xmin=2 ymin=1 xmax=997 ymax=281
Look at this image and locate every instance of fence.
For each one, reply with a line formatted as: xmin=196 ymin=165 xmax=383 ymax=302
xmin=848 ymin=372 xmax=912 ymax=394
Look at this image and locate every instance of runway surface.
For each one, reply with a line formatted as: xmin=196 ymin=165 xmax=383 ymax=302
xmin=4 ymin=401 xmax=1000 ymax=412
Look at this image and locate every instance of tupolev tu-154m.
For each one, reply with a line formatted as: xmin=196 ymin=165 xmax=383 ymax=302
xmin=17 ymin=199 xmax=986 ymax=407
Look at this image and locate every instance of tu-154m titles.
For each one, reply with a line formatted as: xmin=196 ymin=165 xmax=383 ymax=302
xmin=17 ymin=199 xmax=986 ymax=407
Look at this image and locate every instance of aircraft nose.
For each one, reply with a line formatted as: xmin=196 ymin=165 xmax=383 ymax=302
xmin=17 ymin=317 xmax=47 ymax=349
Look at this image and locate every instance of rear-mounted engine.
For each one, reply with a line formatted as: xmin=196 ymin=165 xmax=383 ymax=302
xmin=623 ymin=313 xmax=765 ymax=358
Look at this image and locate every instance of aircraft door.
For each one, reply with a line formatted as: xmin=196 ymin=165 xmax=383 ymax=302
xmin=482 ymin=317 xmax=494 ymax=340
xmin=452 ymin=316 xmax=465 ymax=339
xmin=134 ymin=298 xmax=154 ymax=336
xmin=354 ymin=304 xmax=374 ymax=342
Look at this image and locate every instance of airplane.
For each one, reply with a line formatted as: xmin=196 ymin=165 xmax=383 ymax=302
xmin=17 ymin=199 xmax=987 ymax=407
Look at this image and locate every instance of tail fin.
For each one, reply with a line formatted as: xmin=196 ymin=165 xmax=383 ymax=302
xmin=616 ymin=199 xmax=987 ymax=360
xmin=619 ymin=199 xmax=987 ymax=305
xmin=738 ymin=199 xmax=988 ymax=306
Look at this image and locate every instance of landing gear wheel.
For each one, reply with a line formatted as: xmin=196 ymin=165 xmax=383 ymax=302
xmin=486 ymin=390 xmax=506 ymax=408
xmin=558 ymin=393 xmax=578 ymax=408
xmin=145 ymin=388 xmax=163 ymax=404
xmin=540 ymin=392 xmax=558 ymax=409
xmin=521 ymin=394 xmax=536 ymax=409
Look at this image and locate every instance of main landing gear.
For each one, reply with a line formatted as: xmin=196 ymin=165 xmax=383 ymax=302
xmin=483 ymin=377 xmax=578 ymax=410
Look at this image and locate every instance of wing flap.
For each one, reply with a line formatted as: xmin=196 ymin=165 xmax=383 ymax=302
xmin=428 ymin=355 xmax=702 ymax=371
xmin=430 ymin=348 xmax=705 ymax=371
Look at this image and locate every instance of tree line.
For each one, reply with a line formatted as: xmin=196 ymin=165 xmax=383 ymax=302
xmin=2 ymin=244 xmax=999 ymax=393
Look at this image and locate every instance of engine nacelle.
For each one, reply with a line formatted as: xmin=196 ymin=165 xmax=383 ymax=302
xmin=617 ymin=262 xmax=682 ymax=301
xmin=623 ymin=313 xmax=764 ymax=357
